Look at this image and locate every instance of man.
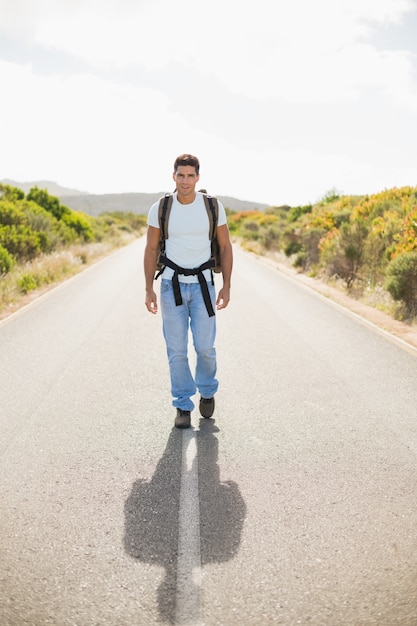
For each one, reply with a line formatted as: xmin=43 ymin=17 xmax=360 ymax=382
xmin=144 ymin=154 xmax=233 ymax=428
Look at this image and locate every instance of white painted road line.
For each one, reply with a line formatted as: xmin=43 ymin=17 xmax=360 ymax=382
xmin=175 ymin=428 xmax=203 ymax=626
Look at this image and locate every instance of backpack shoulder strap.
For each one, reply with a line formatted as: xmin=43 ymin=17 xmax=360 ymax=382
xmin=201 ymin=192 xmax=218 ymax=240
xmin=158 ymin=193 xmax=174 ymax=240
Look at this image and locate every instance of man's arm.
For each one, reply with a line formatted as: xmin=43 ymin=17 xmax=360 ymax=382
xmin=144 ymin=225 xmax=160 ymax=314
xmin=216 ymin=223 xmax=233 ymax=310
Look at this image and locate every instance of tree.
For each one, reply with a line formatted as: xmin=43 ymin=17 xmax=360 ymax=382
xmin=26 ymin=187 xmax=69 ymax=221
xmin=0 ymin=184 xmax=25 ymax=202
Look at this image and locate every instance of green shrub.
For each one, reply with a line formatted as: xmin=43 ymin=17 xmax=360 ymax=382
xmin=385 ymin=251 xmax=417 ymax=315
xmin=22 ymin=201 xmax=70 ymax=250
xmin=301 ymin=226 xmax=326 ymax=268
xmin=242 ymin=221 xmax=260 ymax=240
xmin=288 ymin=204 xmax=313 ymax=223
xmin=0 ymin=224 xmax=42 ymax=260
xmin=18 ymin=273 xmax=39 ymax=294
xmin=0 ymin=183 xmax=24 ymax=202
xmin=0 ymin=244 xmax=15 ymax=274
xmin=62 ymin=210 xmax=94 ymax=241
xmin=259 ymin=225 xmax=280 ymax=250
xmin=0 ymin=199 xmax=25 ymax=225
xmin=284 ymin=241 xmax=303 ymax=256
xmin=294 ymin=251 xmax=307 ymax=269
xmin=26 ymin=187 xmax=69 ymax=220
xmin=333 ymin=209 xmax=351 ymax=227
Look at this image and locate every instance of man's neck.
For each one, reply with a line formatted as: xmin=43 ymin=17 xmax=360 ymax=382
xmin=177 ymin=191 xmax=196 ymax=205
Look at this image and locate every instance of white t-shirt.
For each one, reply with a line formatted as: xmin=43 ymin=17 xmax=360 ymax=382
xmin=147 ymin=192 xmax=227 ymax=283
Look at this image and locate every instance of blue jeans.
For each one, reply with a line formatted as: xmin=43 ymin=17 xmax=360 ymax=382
xmin=160 ymin=279 xmax=218 ymax=411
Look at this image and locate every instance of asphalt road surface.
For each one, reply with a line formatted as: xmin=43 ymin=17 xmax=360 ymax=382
xmin=1 ymin=238 xmax=417 ymax=626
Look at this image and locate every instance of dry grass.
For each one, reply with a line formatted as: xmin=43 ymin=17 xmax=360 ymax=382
xmin=0 ymin=237 xmax=134 ymax=321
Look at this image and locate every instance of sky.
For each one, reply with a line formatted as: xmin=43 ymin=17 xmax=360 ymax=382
xmin=1 ymin=0 xmax=417 ymax=207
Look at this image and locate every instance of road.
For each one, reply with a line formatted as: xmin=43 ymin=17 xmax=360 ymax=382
xmin=1 ymin=237 xmax=417 ymax=626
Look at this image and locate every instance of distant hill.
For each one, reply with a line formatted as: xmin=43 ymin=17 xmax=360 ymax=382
xmin=60 ymin=192 xmax=166 ymax=216
xmin=1 ymin=179 xmax=88 ymax=197
xmin=1 ymin=180 xmax=269 ymax=215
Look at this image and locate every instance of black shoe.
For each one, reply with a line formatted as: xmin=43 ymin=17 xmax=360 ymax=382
xmin=199 ymin=397 xmax=215 ymax=418
xmin=175 ymin=409 xmax=191 ymax=429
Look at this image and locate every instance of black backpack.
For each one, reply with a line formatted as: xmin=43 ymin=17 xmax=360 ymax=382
xmin=155 ymin=190 xmax=221 ymax=277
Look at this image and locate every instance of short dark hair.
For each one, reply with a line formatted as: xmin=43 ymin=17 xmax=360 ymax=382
xmin=174 ymin=154 xmax=200 ymax=175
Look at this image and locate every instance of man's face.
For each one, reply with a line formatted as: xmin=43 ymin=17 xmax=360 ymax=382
xmin=173 ymin=165 xmax=200 ymax=199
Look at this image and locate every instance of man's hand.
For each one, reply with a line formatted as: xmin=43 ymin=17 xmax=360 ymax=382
xmin=145 ymin=289 xmax=158 ymax=314
xmin=216 ymin=224 xmax=232 ymax=311
xmin=216 ymin=286 xmax=230 ymax=310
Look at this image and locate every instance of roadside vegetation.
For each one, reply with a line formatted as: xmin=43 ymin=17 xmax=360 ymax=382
xmin=226 ymin=185 xmax=417 ymax=323
xmin=2 ymin=182 xmax=417 ymax=324
xmin=0 ymin=183 xmax=146 ymax=318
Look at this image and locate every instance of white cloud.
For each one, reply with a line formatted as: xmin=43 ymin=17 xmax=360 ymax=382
xmin=2 ymin=0 xmax=416 ymax=107
xmin=1 ymin=0 xmax=417 ymax=204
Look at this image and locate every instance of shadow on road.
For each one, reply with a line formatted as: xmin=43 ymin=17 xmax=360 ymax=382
xmin=197 ymin=418 xmax=246 ymax=566
xmin=123 ymin=418 xmax=246 ymax=623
